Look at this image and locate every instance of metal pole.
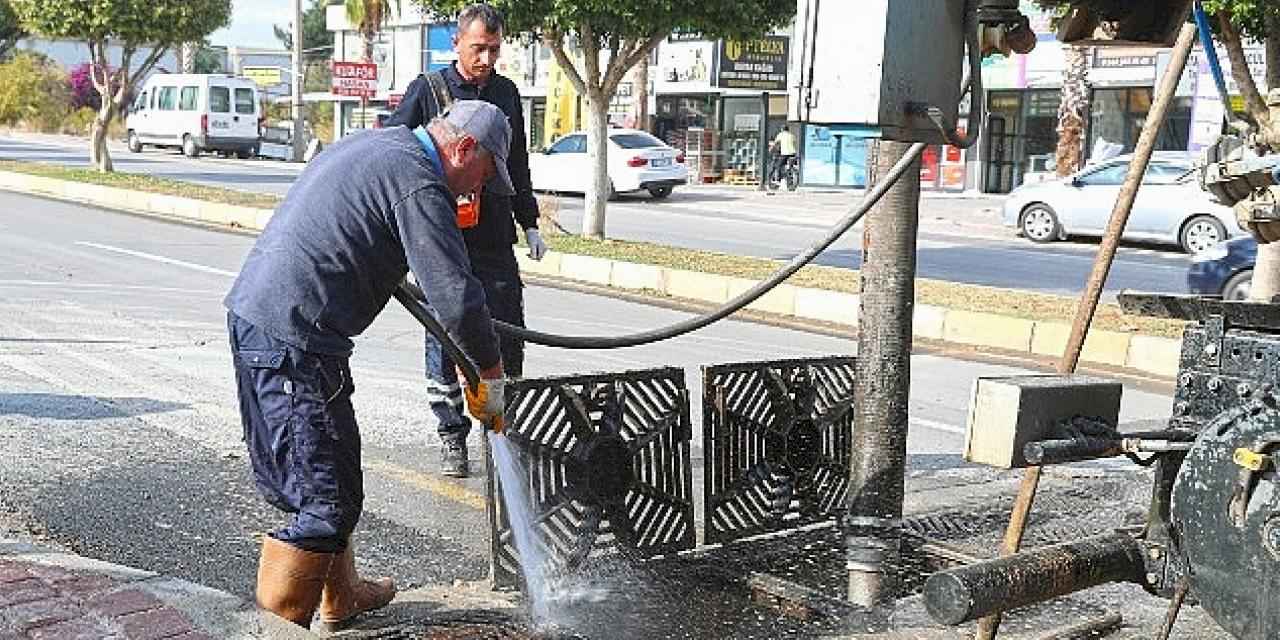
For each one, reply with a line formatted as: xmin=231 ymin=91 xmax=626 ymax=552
xmin=846 ymin=139 xmax=922 ymax=611
xmin=291 ymin=0 xmax=306 ymax=162
xmin=974 ymin=21 xmax=1199 ymax=640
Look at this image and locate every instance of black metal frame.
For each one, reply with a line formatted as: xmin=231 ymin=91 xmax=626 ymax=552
xmin=702 ymin=356 xmax=857 ymax=545
xmin=488 ymin=367 xmax=696 ymax=590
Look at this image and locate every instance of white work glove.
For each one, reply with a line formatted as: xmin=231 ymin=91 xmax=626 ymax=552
xmin=525 ymin=228 xmax=547 ymax=262
xmin=463 ymin=377 xmax=506 ymax=433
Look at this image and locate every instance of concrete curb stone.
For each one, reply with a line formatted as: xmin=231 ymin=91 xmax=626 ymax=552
xmin=0 ymin=169 xmax=1184 ymax=379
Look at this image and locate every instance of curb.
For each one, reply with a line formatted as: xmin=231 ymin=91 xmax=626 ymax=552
xmin=1 ymin=537 xmax=316 ymax=639
xmin=0 ymin=169 xmax=1183 ymax=379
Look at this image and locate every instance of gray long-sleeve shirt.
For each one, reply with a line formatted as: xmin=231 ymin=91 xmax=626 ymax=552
xmin=224 ymin=126 xmax=501 ymax=369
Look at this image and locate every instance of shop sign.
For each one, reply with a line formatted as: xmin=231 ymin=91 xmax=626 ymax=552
xmin=659 ymin=40 xmax=714 ymax=90
xmin=242 ymin=66 xmax=282 ymax=87
xmin=332 ymin=61 xmax=378 ymax=98
xmin=716 ymin=36 xmax=789 ymax=91
xmin=1091 ymin=50 xmax=1157 ymax=69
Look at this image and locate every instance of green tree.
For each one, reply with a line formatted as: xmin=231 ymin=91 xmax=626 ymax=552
xmin=345 ymin=0 xmax=400 ymax=63
xmin=0 ymin=1 xmax=24 ymax=61
xmin=0 ymin=51 xmax=68 ymax=130
xmin=275 ymin=0 xmax=334 ymax=61
xmin=414 ymin=1 xmax=794 ymax=238
xmin=10 ymin=0 xmax=232 ymax=172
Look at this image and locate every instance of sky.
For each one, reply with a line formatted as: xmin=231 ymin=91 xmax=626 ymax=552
xmin=210 ymin=0 xmax=295 ymax=51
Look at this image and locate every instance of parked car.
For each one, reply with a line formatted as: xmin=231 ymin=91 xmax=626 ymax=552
xmin=126 ymin=73 xmax=262 ymax=159
xmin=1188 ymin=235 xmax=1257 ymax=300
xmin=1002 ymin=154 xmax=1239 ymax=253
xmin=530 ymin=129 xmax=687 ymax=199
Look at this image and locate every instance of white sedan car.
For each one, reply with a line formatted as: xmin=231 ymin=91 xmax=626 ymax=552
xmin=530 ymin=129 xmax=688 ymax=199
xmin=1002 ymin=155 xmax=1240 ymax=253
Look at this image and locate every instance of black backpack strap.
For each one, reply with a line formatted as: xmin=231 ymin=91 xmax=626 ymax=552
xmin=425 ymin=71 xmax=454 ymax=118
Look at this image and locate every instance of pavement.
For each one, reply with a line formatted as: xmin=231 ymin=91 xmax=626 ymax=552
xmin=0 ymin=536 xmax=312 ymax=639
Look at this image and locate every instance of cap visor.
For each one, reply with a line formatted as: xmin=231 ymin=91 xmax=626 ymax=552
xmin=488 ymin=156 xmax=517 ymax=196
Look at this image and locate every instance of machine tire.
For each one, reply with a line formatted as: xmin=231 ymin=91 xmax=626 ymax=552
xmin=1180 ymin=215 xmax=1227 ymax=254
xmin=237 ymin=145 xmax=258 ymax=160
xmin=182 ymin=135 xmax=200 ymax=158
xmin=1020 ymin=203 xmax=1060 ymax=243
xmin=127 ymin=130 xmax=143 ymax=153
xmin=1223 ymin=269 xmax=1253 ymax=301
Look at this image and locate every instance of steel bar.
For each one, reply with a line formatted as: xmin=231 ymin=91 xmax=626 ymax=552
xmin=1023 ymin=437 xmax=1122 ymax=465
xmin=923 ymin=533 xmax=1147 ymax=626
xmin=975 ymin=21 xmax=1199 ymax=639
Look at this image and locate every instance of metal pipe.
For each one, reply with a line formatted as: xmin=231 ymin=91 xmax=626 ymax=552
xmin=1023 ymin=437 xmax=1122 ymax=465
xmin=923 ymin=533 xmax=1147 ymax=626
xmin=974 ymin=21 xmax=1199 ymax=640
xmin=846 ymin=139 xmax=922 ymax=610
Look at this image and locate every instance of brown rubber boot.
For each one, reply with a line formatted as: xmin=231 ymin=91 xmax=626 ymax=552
xmin=255 ymin=536 xmax=334 ymax=627
xmin=317 ymin=541 xmax=396 ymax=631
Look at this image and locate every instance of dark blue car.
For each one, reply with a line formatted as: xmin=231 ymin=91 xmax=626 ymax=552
xmin=1187 ymin=235 xmax=1257 ymax=299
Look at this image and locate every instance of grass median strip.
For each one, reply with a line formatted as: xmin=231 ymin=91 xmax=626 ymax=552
xmin=0 ymin=157 xmax=1186 ymax=340
xmin=541 ymin=234 xmax=1188 ymax=339
xmin=0 ymin=159 xmax=282 ymax=209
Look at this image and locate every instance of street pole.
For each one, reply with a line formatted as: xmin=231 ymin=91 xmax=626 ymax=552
xmin=291 ymin=0 xmax=306 ymax=162
xmin=973 ymin=21 xmax=1199 ymax=640
xmin=846 ymin=139 xmax=922 ymax=611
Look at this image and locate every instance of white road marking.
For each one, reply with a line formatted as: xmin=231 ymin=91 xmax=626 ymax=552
xmin=75 ymin=242 xmax=237 ymax=277
xmin=0 ymin=279 xmax=223 ymax=294
xmin=910 ymin=417 xmax=967 ymax=436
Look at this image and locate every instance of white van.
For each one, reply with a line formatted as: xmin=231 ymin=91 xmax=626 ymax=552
xmin=126 ymin=74 xmax=261 ymax=158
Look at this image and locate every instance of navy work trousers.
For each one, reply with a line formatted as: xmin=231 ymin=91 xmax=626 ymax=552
xmin=425 ymin=247 xmax=525 ymax=441
xmin=228 ymin=312 xmax=362 ymax=553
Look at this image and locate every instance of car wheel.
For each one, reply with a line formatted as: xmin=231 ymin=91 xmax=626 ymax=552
xmin=127 ymin=130 xmax=142 ymax=153
xmin=1180 ymin=215 xmax=1227 ymax=254
xmin=648 ymin=186 xmax=673 ymax=199
xmin=237 ymin=146 xmax=257 ymax=160
xmin=1020 ymin=204 xmax=1060 ymax=243
xmin=607 ymin=181 xmax=618 ymax=201
xmin=1223 ymin=269 xmax=1253 ymax=301
xmin=182 ymin=135 xmax=200 ymax=158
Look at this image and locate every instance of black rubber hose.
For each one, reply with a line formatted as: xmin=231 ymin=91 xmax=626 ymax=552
xmin=393 ymin=283 xmax=481 ymax=390
xmin=492 ymin=141 xmax=928 ymax=349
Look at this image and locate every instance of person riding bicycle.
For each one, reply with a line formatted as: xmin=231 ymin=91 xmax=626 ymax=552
xmin=767 ymin=125 xmax=798 ymax=189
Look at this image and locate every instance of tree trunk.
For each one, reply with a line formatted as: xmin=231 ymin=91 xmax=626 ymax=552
xmin=1266 ymin=14 xmax=1279 ymax=92
xmin=91 ymin=102 xmax=115 ymax=172
xmin=1055 ymin=46 xmax=1088 ymax=176
xmin=635 ymin=54 xmax=650 ymax=132
xmin=582 ymin=91 xmax=610 ymax=238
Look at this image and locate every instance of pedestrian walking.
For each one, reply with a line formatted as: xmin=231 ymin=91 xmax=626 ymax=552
xmin=224 ymin=101 xmax=513 ymax=629
xmin=384 ymin=3 xmax=544 ymax=478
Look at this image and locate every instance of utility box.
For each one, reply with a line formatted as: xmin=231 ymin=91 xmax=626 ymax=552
xmin=963 ymin=375 xmax=1123 ymax=469
xmin=789 ymin=0 xmax=965 ymax=144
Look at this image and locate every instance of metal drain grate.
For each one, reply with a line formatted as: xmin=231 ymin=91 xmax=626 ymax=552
xmin=488 ymin=368 xmax=696 ymax=590
xmin=702 ymin=357 xmax=857 ymax=545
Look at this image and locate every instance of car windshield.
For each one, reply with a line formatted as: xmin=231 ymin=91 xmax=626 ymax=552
xmin=610 ymin=133 xmax=666 ymax=149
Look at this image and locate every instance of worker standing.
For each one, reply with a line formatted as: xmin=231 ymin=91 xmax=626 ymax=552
xmin=224 ymin=101 xmax=514 ymax=629
xmin=384 ymin=3 xmax=543 ymax=478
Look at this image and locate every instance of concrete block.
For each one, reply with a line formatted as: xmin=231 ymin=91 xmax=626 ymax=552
xmin=24 ymin=175 xmax=62 ymax=195
xmin=99 ymin=186 xmax=134 ymax=210
xmin=1127 ymin=335 xmax=1183 ymax=378
xmin=19 ymin=552 xmax=155 ymax=583
xmin=62 ymin=181 xmax=95 ymax=202
xmin=611 ymin=261 xmax=666 ymax=291
xmin=0 ymin=171 xmax=20 ymax=189
xmin=125 ymin=190 xmax=153 ymax=212
xmin=665 ymin=269 xmax=731 ymax=304
xmin=913 ymin=304 xmax=947 ymax=340
xmin=793 ymin=288 xmax=860 ymax=326
xmin=515 ymin=251 xmax=562 ymax=277
xmin=727 ymin=277 xmax=798 ymax=316
xmin=1031 ymin=323 xmax=1132 ymax=367
xmin=964 ymin=375 xmax=1123 ymax=469
xmin=558 ymin=254 xmax=613 ymax=286
xmin=943 ymin=309 xmax=1034 ymax=353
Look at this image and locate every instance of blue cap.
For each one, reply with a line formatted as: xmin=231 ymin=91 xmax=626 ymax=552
xmin=443 ymin=100 xmax=516 ymax=196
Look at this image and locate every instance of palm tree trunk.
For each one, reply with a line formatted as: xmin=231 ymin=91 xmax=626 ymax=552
xmin=1054 ymin=46 xmax=1088 ymax=176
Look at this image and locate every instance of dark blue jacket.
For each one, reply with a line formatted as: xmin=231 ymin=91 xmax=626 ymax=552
xmin=385 ymin=65 xmax=538 ymax=251
xmin=224 ymin=127 xmax=501 ymax=369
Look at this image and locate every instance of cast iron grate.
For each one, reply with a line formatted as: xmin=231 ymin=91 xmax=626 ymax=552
xmin=488 ymin=367 xmax=696 ymax=590
xmin=703 ymin=356 xmax=857 ymax=545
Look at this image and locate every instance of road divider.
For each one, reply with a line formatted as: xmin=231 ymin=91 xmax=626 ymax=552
xmin=0 ymin=168 xmax=1185 ymax=379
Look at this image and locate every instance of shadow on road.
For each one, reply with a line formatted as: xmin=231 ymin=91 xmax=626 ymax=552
xmin=0 ymin=393 xmax=188 ymax=420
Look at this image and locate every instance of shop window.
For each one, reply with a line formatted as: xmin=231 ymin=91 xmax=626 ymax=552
xmin=1088 ymin=88 xmax=1193 ymax=159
